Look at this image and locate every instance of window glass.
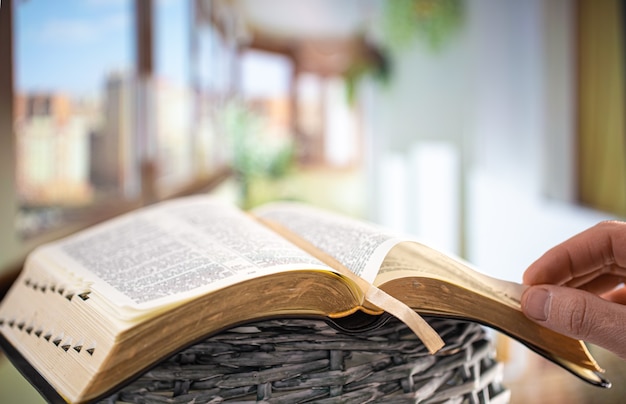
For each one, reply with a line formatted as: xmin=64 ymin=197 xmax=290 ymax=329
xmin=15 ymin=0 xmax=135 ymax=237
xmin=154 ymin=0 xmax=195 ymax=195
xmin=190 ymin=0 xmax=239 ymax=173
xmin=240 ymin=49 xmax=293 ymax=142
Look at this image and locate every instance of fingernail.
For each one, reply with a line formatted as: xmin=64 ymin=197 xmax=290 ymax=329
xmin=524 ymin=287 xmax=551 ymax=321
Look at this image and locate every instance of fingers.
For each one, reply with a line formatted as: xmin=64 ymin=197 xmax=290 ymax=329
xmin=567 ymin=274 xmax=625 ymax=295
xmin=521 ymin=222 xmax=626 ymax=360
xmin=522 ymin=285 xmax=626 ymax=360
xmin=523 ymin=221 xmax=626 ymax=287
xmin=602 ymin=287 xmax=626 ymax=305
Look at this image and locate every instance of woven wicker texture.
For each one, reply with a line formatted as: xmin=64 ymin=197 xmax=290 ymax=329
xmin=101 ymin=317 xmax=510 ymax=403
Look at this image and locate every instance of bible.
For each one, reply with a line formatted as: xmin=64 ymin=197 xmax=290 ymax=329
xmin=0 ymin=195 xmax=608 ymax=403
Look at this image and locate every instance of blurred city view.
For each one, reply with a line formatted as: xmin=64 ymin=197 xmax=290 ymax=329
xmin=14 ymin=0 xmax=134 ymax=236
xmin=3 ymin=0 xmax=626 ymax=402
xmin=14 ymin=0 xmax=373 ymax=237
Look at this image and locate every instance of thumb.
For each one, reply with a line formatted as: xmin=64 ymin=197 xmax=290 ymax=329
xmin=522 ymin=285 xmax=626 ymax=360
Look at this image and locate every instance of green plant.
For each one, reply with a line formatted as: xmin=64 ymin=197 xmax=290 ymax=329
xmin=383 ymin=0 xmax=465 ymax=52
xmin=344 ymin=37 xmax=392 ymax=104
xmin=220 ymin=101 xmax=294 ymax=206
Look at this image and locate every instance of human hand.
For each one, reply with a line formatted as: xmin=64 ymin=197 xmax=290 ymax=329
xmin=521 ymin=221 xmax=626 ymax=360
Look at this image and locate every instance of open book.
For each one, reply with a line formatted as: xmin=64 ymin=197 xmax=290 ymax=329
xmin=0 ymin=195 xmax=609 ymax=403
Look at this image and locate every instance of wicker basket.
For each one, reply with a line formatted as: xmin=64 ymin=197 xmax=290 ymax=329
xmin=101 ymin=317 xmax=510 ymax=403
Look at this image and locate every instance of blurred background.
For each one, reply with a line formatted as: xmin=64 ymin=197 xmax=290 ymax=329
xmin=0 ymin=0 xmax=625 ymax=402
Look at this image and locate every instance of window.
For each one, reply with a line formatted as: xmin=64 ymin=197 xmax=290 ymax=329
xmin=1 ymin=0 xmax=236 ymax=277
xmin=191 ymin=0 xmax=240 ymax=168
xmin=14 ymin=0 xmax=136 ymax=238
xmin=154 ymin=0 xmax=195 ymax=196
xmin=1 ymin=0 xmax=370 ymax=279
xmin=240 ymin=49 xmax=293 ymax=146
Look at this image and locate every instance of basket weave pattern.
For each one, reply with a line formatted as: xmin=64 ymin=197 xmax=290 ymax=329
xmin=102 ymin=317 xmax=510 ymax=403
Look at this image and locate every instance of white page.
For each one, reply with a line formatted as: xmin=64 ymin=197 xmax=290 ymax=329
xmin=253 ymin=203 xmax=403 ymax=283
xmin=34 ymin=196 xmax=330 ymax=317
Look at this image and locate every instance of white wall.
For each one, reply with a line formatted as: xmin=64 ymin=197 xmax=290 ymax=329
xmin=464 ymin=0 xmax=616 ymax=281
xmin=366 ymin=0 xmax=471 ymax=253
xmin=366 ymin=0 xmax=616 ymax=282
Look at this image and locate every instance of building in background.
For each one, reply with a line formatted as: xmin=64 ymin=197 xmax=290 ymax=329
xmin=15 ymin=92 xmax=95 ymax=208
xmin=90 ymin=72 xmax=134 ymax=197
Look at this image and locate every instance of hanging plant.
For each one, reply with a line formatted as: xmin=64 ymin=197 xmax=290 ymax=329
xmin=343 ymin=35 xmax=393 ymax=104
xmin=383 ymin=0 xmax=465 ymax=52
xmin=343 ymin=0 xmax=464 ymax=103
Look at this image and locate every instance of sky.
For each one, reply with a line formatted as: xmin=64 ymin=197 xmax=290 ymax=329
xmin=16 ymin=0 xmax=188 ymax=97
xmin=15 ymin=0 xmax=298 ymax=101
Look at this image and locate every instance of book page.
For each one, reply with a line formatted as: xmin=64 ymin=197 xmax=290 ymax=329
xmin=254 ymin=202 xmax=526 ymax=305
xmin=376 ymin=243 xmax=526 ymax=308
xmin=35 ymin=196 xmax=331 ymax=315
xmin=253 ymin=203 xmax=403 ymax=283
